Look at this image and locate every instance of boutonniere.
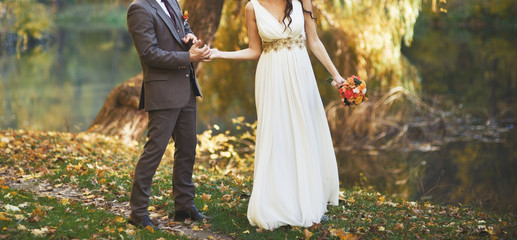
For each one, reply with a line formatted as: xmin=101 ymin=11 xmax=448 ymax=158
xmin=183 ymin=10 xmax=189 ymax=26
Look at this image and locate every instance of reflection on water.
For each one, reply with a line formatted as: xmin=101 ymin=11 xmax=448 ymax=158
xmin=1 ymin=18 xmax=516 ymax=214
xmin=0 ymin=28 xmax=141 ymax=131
xmin=338 ymin=126 xmax=517 ymax=213
xmin=402 ymin=26 xmax=516 ymax=120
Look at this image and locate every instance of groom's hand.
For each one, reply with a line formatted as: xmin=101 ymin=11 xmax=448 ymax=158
xmin=189 ymin=40 xmax=211 ymax=62
xmin=182 ymin=33 xmax=198 ymax=45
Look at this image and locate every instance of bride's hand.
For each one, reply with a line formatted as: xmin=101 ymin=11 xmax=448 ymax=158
xmin=210 ymin=49 xmax=221 ymax=59
xmin=331 ymin=76 xmax=346 ymax=88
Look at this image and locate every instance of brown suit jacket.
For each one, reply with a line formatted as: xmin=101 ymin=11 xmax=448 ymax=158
xmin=127 ymin=0 xmax=202 ymax=111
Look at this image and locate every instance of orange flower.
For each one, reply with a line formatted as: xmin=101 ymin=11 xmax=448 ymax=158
xmin=354 ymin=95 xmax=364 ymax=104
xmin=347 ymin=78 xmax=355 ymax=88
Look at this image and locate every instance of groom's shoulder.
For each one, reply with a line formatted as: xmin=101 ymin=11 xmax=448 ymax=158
xmin=130 ymin=0 xmax=150 ymax=8
xmin=128 ymin=0 xmax=153 ymax=14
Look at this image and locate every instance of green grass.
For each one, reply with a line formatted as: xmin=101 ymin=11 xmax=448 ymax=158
xmin=1 ymin=129 xmax=516 ymax=239
xmin=0 ymin=187 xmax=184 ymax=239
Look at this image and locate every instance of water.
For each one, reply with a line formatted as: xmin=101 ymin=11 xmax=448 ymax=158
xmin=337 ymin=126 xmax=517 ymax=213
xmin=0 ymin=28 xmax=141 ymax=131
xmin=1 ymin=16 xmax=516 ymax=213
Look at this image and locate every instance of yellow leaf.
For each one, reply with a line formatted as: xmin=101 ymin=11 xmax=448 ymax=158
xmin=487 ymin=226 xmax=495 ymax=235
xmin=395 ymin=223 xmax=404 ymax=231
xmin=343 ymin=233 xmax=359 ymax=240
xmin=337 ymin=229 xmax=359 ymax=240
xmin=221 ymin=194 xmax=232 ymax=202
xmin=61 ymin=198 xmax=70 ymax=205
xmin=0 ymin=212 xmax=12 ymax=222
xmin=218 ymin=183 xmax=229 ymax=192
xmin=336 ymin=229 xmax=346 ymax=239
xmin=125 ymin=228 xmax=136 ymax=236
xmin=242 ymin=230 xmax=250 ymax=234
xmin=201 ymin=193 xmax=212 ymax=202
xmin=303 ymin=229 xmax=313 ymax=239
xmin=86 ymin=195 xmax=96 ymax=199
xmin=192 ymin=225 xmax=201 ymax=231
xmin=144 ymin=226 xmax=155 ymax=233
xmin=115 ymin=216 xmax=125 ymax=223
xmin=31 ymin=227 xmax=49 ymax=237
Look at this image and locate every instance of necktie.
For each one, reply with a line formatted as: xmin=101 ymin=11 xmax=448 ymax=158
xmin=161 ymin=0 xmax=178 ymax=26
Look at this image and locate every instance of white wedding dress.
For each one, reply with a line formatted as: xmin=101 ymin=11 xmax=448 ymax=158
xmin=247 ymin=0 xmax=340 ymax=230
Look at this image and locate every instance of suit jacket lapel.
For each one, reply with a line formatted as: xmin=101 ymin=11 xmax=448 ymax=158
xmin=167 ymin=0 xmax=186 ymax=37
xmin=146 ymin=0 xmax=184 ymax=46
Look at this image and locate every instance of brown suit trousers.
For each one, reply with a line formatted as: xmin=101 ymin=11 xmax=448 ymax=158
xmin=130 ymin=89 xmax=197 ymax=215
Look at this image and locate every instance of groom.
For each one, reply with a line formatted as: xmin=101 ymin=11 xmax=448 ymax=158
xmin=126 ymin=0 xmax=211 ymax=229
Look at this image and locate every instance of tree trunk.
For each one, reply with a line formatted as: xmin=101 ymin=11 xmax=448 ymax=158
xmin=182 ymin=0 xmax=225 ymax=72
xmin=87 ymin=0 xmax=225 ymax=141
xmin=87 ymin=74 xmax=148 ymax=142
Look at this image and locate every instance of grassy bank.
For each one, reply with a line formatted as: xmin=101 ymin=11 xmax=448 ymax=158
xmin=1 ymin=129 xmax=516 ymax=239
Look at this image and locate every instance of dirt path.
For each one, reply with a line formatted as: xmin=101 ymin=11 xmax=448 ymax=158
xmin=3 ymin=173 xmax=233 ymax=240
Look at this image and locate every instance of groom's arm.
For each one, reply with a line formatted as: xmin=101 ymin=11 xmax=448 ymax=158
xmin=184 ymin=18 xmax=194 ymax=36
xmin=127 ymin=3 xmax=190 ymax=69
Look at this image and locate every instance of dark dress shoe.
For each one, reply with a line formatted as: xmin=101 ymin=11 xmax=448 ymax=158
xmin=128 ymin=214 xmax=158 ymax=230
xmin=172 ymin=206 xmax=210 ymax=221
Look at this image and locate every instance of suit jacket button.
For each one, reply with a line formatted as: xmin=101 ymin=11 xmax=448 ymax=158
xmin=186 ymin=74 xmax=190 ymax=78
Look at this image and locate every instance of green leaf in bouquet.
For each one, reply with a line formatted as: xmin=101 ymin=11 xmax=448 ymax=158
xmin=354 ymin=78 xmax=361 ymax=85
xmin=326 ymin=76 xmax=334 ymax=84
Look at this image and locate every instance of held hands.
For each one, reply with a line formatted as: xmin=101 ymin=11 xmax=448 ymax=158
xmin=209 ymin=48 xmax=221 ymax=59
xmin=189 ymin=40 xmax=211 ymax=62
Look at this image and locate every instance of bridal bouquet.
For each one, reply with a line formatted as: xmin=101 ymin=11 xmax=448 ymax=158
xmin=328 ymin=75 xmax=368 ymax=107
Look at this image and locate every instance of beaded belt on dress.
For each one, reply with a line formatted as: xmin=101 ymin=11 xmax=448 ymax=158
xmin=262 ymin=35 xmax=306 ymax=53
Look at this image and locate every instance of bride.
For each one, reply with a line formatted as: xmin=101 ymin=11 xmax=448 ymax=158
xmin=210 ymin=0 xmax=344 ymax=230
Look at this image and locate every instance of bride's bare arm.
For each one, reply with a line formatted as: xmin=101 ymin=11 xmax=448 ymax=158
xmin=302 ymin=0 xmax=345 ymax=87
xmin=210 ymin=2 xmax=262 ymax=60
